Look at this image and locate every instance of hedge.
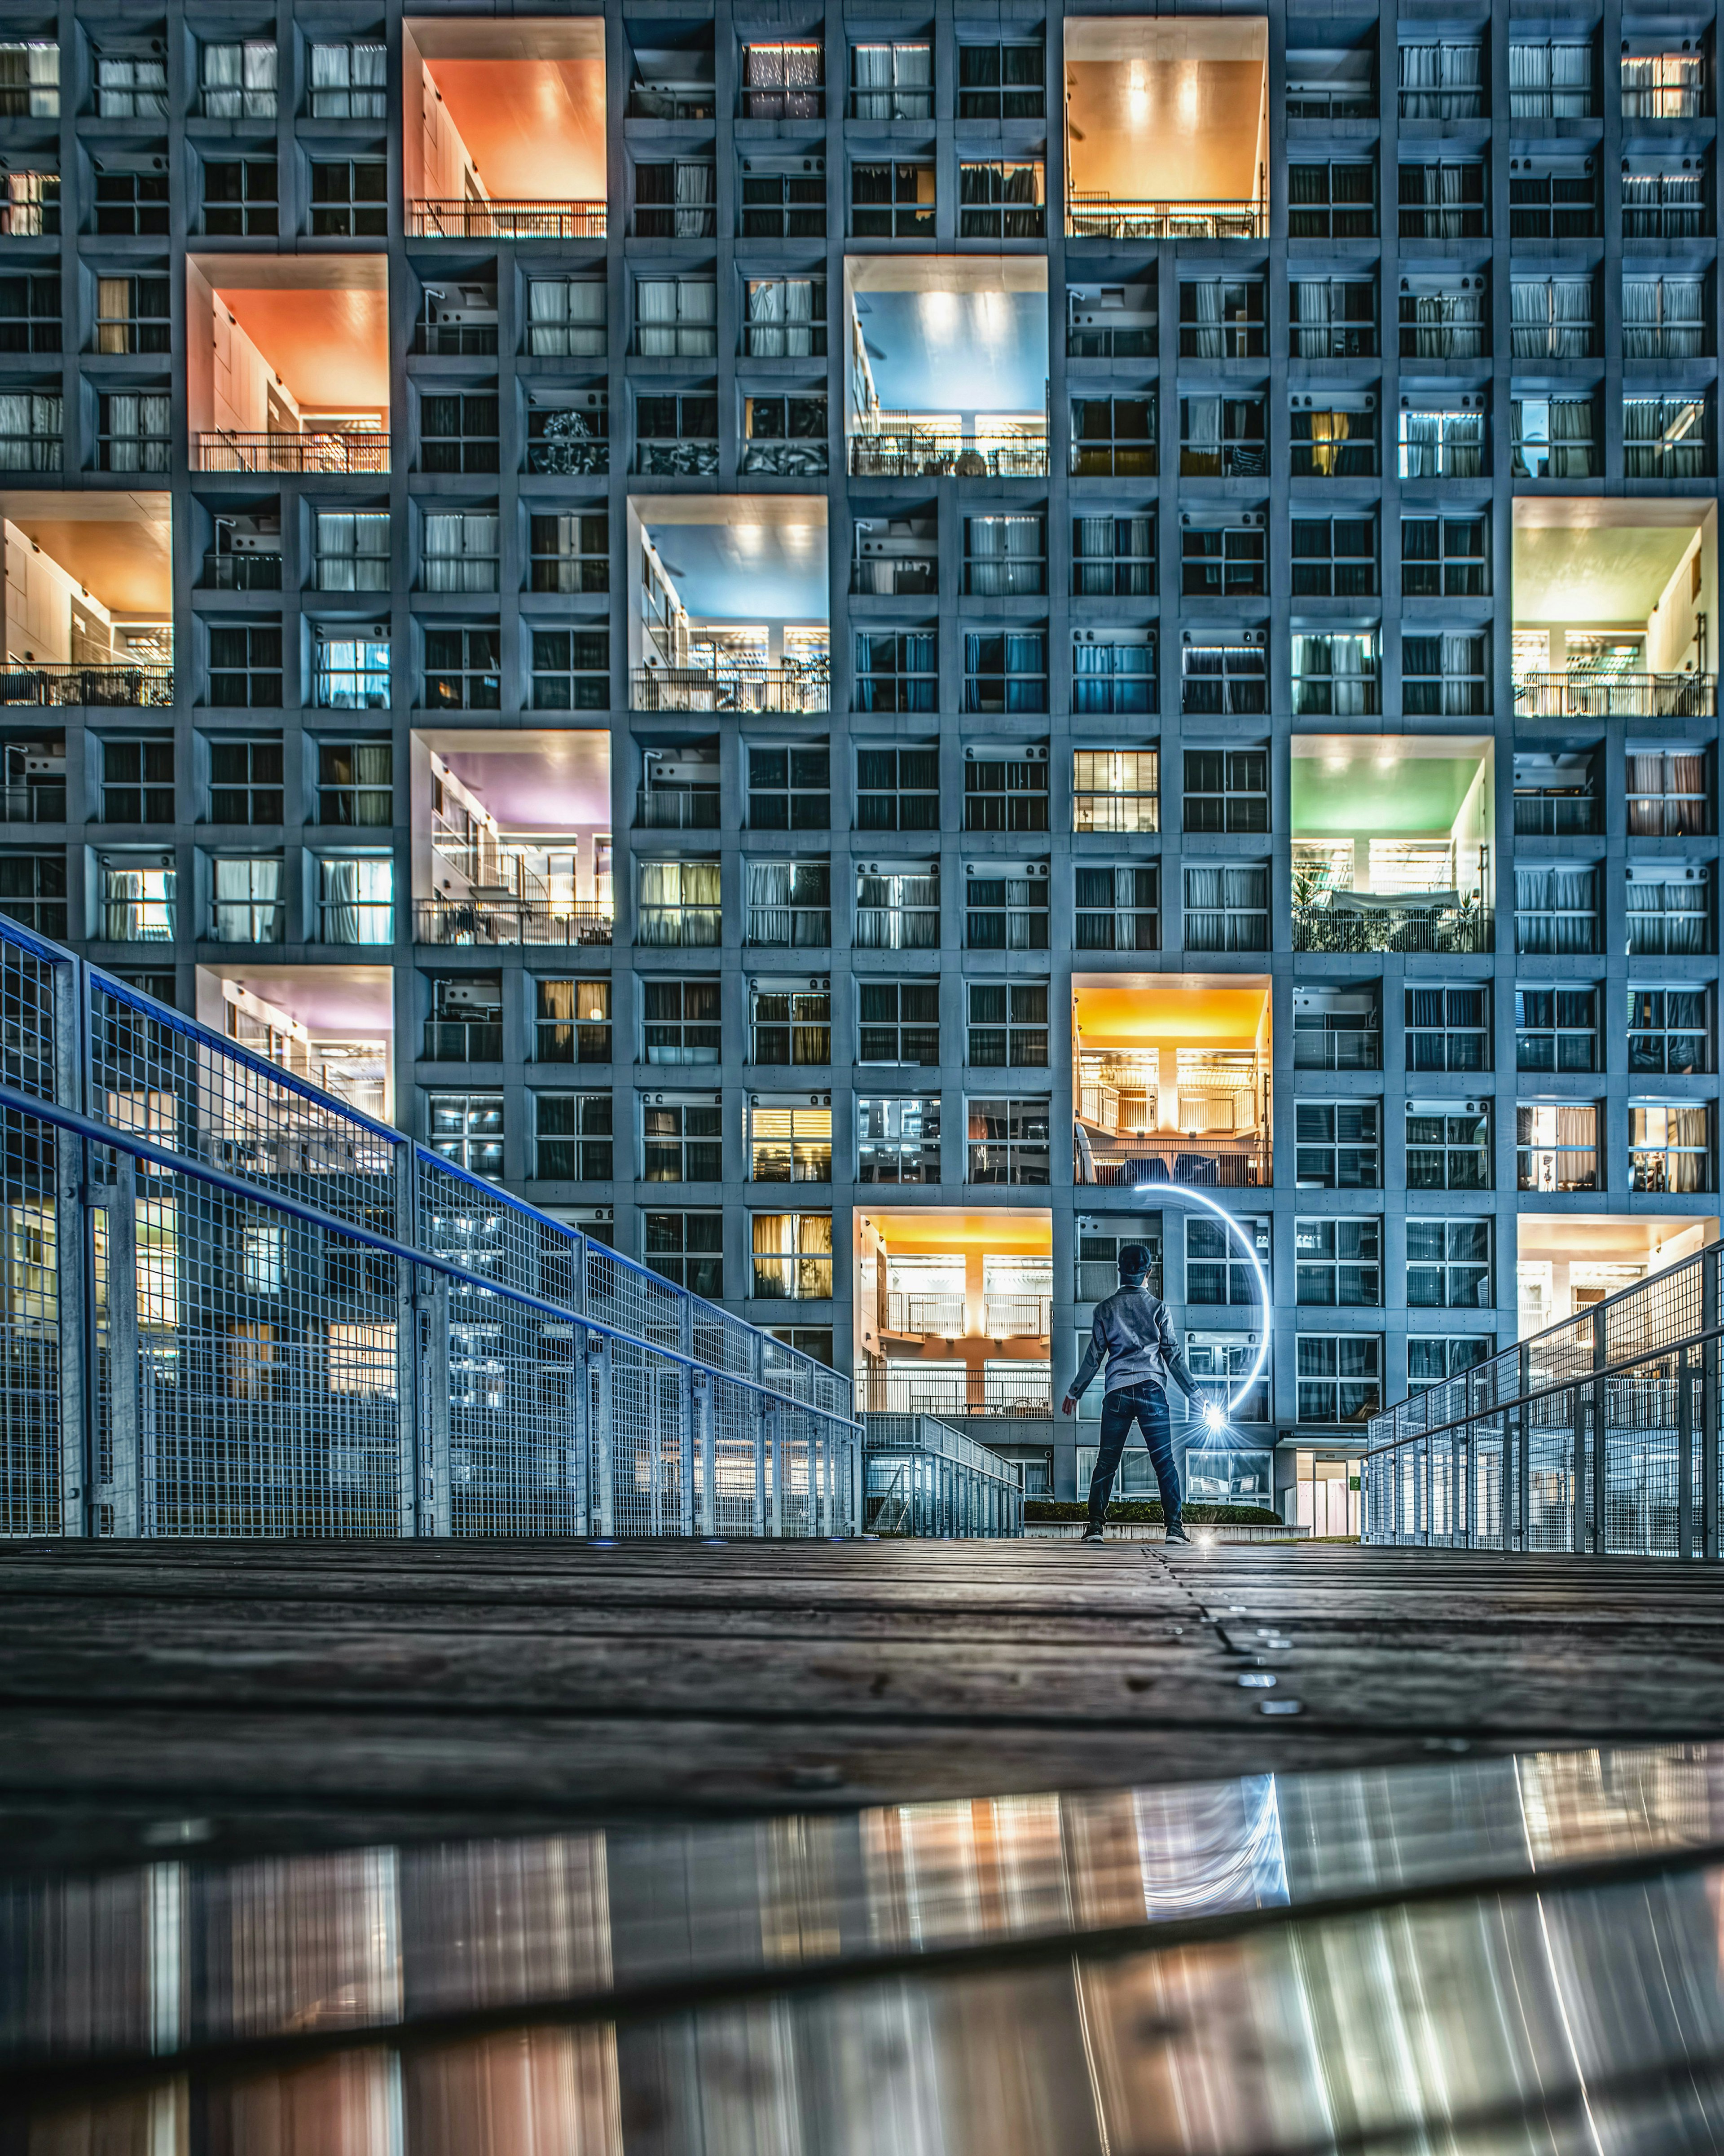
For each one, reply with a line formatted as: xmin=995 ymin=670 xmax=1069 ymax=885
xmin=1025 ymin=1500 xmax=1287 ymax=1527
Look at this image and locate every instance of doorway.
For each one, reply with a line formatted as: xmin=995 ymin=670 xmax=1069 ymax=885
xmin=1295 ymin=1449 xmax=1360 ymax=1536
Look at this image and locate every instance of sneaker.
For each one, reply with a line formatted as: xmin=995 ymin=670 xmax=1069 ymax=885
xmin=1163 ymin=1521 xmax=1191 ymax=1545
xmin=1081 ymin=1525 xmax=1105 ymax=1543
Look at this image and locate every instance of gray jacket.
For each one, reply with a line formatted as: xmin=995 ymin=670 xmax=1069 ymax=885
xmin=1069 ymin=1283 xmax=1202 ymax=1403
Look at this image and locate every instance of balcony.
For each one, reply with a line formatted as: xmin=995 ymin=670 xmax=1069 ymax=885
xmin=1075 ymin=1129 xmax=1271 ymax=1189
xmin=1513 ymin=671 xmax=1717 ymax=720
xmin=982 ymin=1293 xmax=1052 ymax=1339
xmin=195 ymin=432 xmax=390 ymax=476
xmin=1066 ymin=197 xmax=1267 ymax=241
xmin=423 ymin=1019 xmax=504 ymax=1061
xmin=202 ymin=551 xmax=281 ymax=593
xmin=637 ymin=785 xmax=720 ymax=830
xmin=856 ymin=1365 xmax=1053 ymax=1419
xmin=0 ymin=664 xmax=171 ymax=708
xmin=631 ymin=663 xmax=828 ymax=714
xmin=407 ymin=199 xmax=605 ymax=241
xmin=849 ymin=423 xmax=1048 ymax=480
xmin=415 ymin=898 xmax=613 ymax=948
xmin=1292 ymin=895 xmax=1492 ymax=954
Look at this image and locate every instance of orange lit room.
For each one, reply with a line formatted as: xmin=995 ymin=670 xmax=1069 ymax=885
xmin=405 ymin=18 xmax=606 ymax=221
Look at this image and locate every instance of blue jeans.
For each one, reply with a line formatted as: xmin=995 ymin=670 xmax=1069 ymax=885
xmin=1087 ymin=1382 xmax=1181 ymax=1529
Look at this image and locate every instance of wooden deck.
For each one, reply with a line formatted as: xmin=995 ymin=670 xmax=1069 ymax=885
xmin=4 ymin=1537 xmax=1724 ymax=1861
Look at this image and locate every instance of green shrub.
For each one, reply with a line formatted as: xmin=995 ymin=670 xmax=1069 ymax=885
xmin=1024 ymin=1500 xmax=1286 ymax=1527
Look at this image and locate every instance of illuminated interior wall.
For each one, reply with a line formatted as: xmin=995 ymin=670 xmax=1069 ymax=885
xmin=1064 ymin=18 xmax=1269 ymax=207
xmin=403 ymin=18 xmax=607 ymax=203
xmin=1513 ymin=503 xmax=1719 ymax=676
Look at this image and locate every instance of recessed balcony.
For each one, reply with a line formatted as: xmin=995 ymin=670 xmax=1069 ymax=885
xmin=1073 ymin=976 xmax=1272 ymax=1190
xmin=856 ymin=1208 xmax=1053 ymax=1421
xmin=0 ymin=494 xmax=172 ymax=710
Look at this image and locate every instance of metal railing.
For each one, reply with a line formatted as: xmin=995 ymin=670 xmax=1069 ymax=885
xmin=195 ymin=432 xmax=391 ymax=475
xmin=1291 ymin=899 xmax=1492 ymax=955
xmin=848 ymin=428 xmax=1049 ymax=479
xmin=863 ymin=1414 xmax=1025 ymax=1536
xmin=1514 ymin=671 xmax=1718 ymax=719
xmin=1364 ymin=1238 xmax=1724 ymax=1557
xmin=857 ymin=1368 xmax=1054 ymax=1420
xmin=0 ymin=914 xmax=858 ymax=1541
xmin=631 ymin=665 xmax=830 ymax=714
xmin=637 ymin=787 xmax=721 ymax=830
xmin=407 ymin=198 xmax=607 ymax=240
xmin=1066 ymin=197 xmax=1267 ymax=240
xmin=415 ymin=898 xmax=614 ymax=949
xmin=1075 ymin=1130 xmax=1271 ymax=1189
xmin=983 ymin=1293 xmax=1051 ymax=1339
xmin=0 ymin=664 xmax=172 ymax=708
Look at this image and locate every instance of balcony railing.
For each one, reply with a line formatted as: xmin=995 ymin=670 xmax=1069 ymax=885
xmin=196 ymin=431 xmax=391 ymax=475
xmin=407 ymin=198 xmax=607 ymax=240
xmin=416 ymin=898 xmax=614 ymax=948
xmin=1513 ymin=793 xmax=1600 ymax=837
xmin=982 ymin=1294 xmax=1051 ymax=1340
xmin=1514 ymin=671 xmax=1717 ymax=719
xmin=631 ymin=664 xmax=829 ymax=714
xmin=1066 ymin=197 xmax=1267 ymax=241
xmin=849 ymin=426 xmax=1049 ymax=479
xmin=637 ymin=786 xmax=721 ymax=830
xmin=202 ymin=551 xmax=282 ymax=591
xmin=857 ymin=1367 xmax=1054 ymax=1419
xmin=886 ymin=1291 xmax=965 ymax=1337
xmin=0 ymin=664 xmax=172 ymax=708
xmin=1074 ymin=1129 xmax=1271 ymax=1189
xmin=423 ymin=1019 xmax=504 ymax=1061
xmin=1293 ymin=1027 xmax=1382 ymax=1071
xmin=0 ymin=780 xmax=64 ymax=823
xmin=1292 ymin=896 xmax=1492 ymax=954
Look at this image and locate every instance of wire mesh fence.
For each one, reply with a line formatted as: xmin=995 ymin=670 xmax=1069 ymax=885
xmin=1365 ymin=1243 xmax=1724 ymax=1556
xmin=0 ymin=919 xmax=862 ymax=1542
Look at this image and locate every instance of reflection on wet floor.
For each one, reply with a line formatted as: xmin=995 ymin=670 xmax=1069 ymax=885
xmin=9 ymin=1744 xmax=1724 ymax=2151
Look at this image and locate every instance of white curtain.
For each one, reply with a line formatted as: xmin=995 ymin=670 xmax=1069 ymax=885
xmin=1622 ymin=278 xmax=1661 ymax=359
xmin=1551 ymin=277 xmax=1593 ymax=357
xmin=423 ymin=514 xmax=499 ymax=594
xmin=852 ymin=43 xmax=892 ymax=116
xmin=101 ymin=393 xmax=169 ymax=472
xmin=1514 ymin=869 xmax=1596 ymax=955
xmin=636 ymin=279 xmax=678 ymax=356
xmin=1510 ymin=281 xmax=1551 ymax=358
xmin=1293 ymin=278 xmax=1330 ymax=357
xmin=528 ymin=280 xmax=605 ymax=358
xmin=214 ymin=858 xmax=280 ymax=943
xmin=1187 ymin=280 xmax=1224 ymax=359
xmin=0 ymin=392 xmax=59 ymax=469
xmin=673 ymin=160 xmax=712 ymax=237
xmin=316 ymin=512 xmax=389 ymax=592
xmin=1399 ymin=43 xmax=1441 ymax=115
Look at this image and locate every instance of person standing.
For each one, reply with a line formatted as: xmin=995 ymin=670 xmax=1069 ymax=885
xmin=1061 ymin=1242 xmax=1203 ymax=1544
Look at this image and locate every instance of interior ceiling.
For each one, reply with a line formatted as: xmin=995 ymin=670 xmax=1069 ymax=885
xmin=862 ymin=1209 xmax=1053 ymax=1257
xmin=1517 ymin=1214 xmax=1717 ymax=1264
xmin=1064 ymin=18 xmax=1266 ymax=206
xmin=4 ymin=495 xmax=172 ymax=616
xmin=212 ymin=966 xmax=394 ymax=1036
xmin=1512 ymin=522 xmax=1701 ymax=623
xmin=853 ymin=289 xmax=1048 ymax=416
xmin=215 ymin=282 xmax=390 ymax=414
xmin=1072 ymin=982 xmax=1269 ymax=1045
xmin=1290 ymin=741 xmax=1487 ymax=835
xmin=424 ymin=57 xmax=606 ymax=200
xmin=427 ymin=730 xmax=612 ymax=828
xmin=637 ymin=498 xmax=829 ymax=622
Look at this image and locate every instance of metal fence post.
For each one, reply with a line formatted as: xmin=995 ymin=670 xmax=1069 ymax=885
xmin=696 ymin=1371 xmax=714 ymax=1536
xmin=590 ymin=1333 xmax=613 ymax=1537
xmin=1679 ymin=1342 xmax=1695 ymax=1560
xmin=1517 ymin=1340 xmax=1532 ymax=1552
xmin=1705 ymin=1249 xmax=1720 ymax=1559
xmin=392 ymin=1141 xmax=419 ymax=1538
xmin=1591 ymin=1305 xmax=1609 ymax=1553
xmin=53 ymin=953 xmax=89 ymax=1536
xmin=104 ymin=1155 xmax=139 ymax=1538
xmin=679 ymin=1299 xmax=695 ymax=1535
xmin=425 ymin=1271 xmax=452 ymax=1537
xmin=770 ymin=1406 xmax=783 ymax=1538
xmin=818 ymin=1416 xmax=832 ymax=1536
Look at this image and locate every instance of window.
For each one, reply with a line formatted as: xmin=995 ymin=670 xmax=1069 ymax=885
xmin=964 ymin=752 xmax=1047 ymax=833
xmin=741 ymin=41 xmax=823 ymax=119
xmin=421 ymin=393 xmax=499 ymax=476
xmin=1295 ymin=1102 xmax=1381 ymax=1189
xmin=1288 ymin=161 xmax=1376 ymax=239
xmin=1073 ymin=864 xmax=1160 ymax=950
xmin=643 ymin=978 xmax=721 ymax=1065
xmin=1510 ymin=278 xmax=1596 ymax=362
xmin=1072 ymin=639 xmax=1157 ymax=715
xmin=1184 ymin=1217 xmax=1270 ymax=1307
xmin=529 ymin=514 xmax=609 ymax=596
xmin=209 ymin=740 xmax=283 ymax=826
xmin=1182 ymin=524 xmax=1266 ymax=600
xmin=858 ymin=980 xmax=938 ymax=1063
xmin=638 ymin=860 xmax=721 ymax=948
xmin=645 ymin=1212 xmax=723 ymax=1299
xmin=851 ymin=161 xmax=935 ymax=239
xmin=1511 ymin=159 xmax=1600 ymax=240
xmin=97 ymin=393 xmax=170 ymax=474
xmin=964 ymin=633 xmax=1047 ymax=715
xmin=1072 ymin=516 xmax=1155 ymax=597
xmin=95 ymin=49 xmax=167 ymax=118
xmin=858 ymin=1098 xmax=940 ymax=1183
xmin=1292 ymin=519 xmax=1377 ymax=600
xmin=635 ymin=160 xmax=716 ymax=240
xmin=750 ymin=984 xmax=830 ymax=1066
xmin=421 ymin=514 xmax=500 ymax=598
xmin=1628 ymin=988 xmax=1707 ymax=1076
xmin=210 ymin=858 xmax=282 ymax=944
xmin=968 ymin=983 xmax=1048 ymax=1067
xmin=1295 ymin=1220 xmax=1382 ymax=1305
xmin=1407 ymin=1106 xmax=1491 ymax=1190
xmin=1516 ymin=1104 xmax=1599 ymax=1192
xmin=536 ymin=979 xmax=612 ymax=1065
xmin=749 ymin=746 xmax=828 ymax=831
xmin=1399 ymin=406 xmax=1487 ymax=486
xmin=525 ymin=280 xmax=606 ymax=358
xmin=208 ymin=626 xmax=283 ymax=708
xmin=310 ymin=42 xmax=386 ymax=119
xmin=967 ymin=1098 xmax=1051 ymax=1185
xmin=317 ymin=742 xmax=391 ymax=827
xmin=1297 ymin=1334 xmax=1381 ymax=1424
xmin=1631 ymin=1104 xmax=1711 ymax=1192
xmin=856 ymin=745 xmax=938 ymax=831
xmin=1627 ymin=868 xmax=1709 ymax=955
xmin=965 ymin=868 xmax=1048 ymax=951
xmin=1290 ymin=398 xmax=1379 ymax=481
xmin=1184 ymin=864 xmax=1269 ymax=952
xmin=1403 ymin=633 xmax=1488 ymax=718
xmin=1069 ymin=397 xmax=1157 ymax=480
xmin=1182 ymin=642 xmax=1267 ymax=718
xmin=0 ymin=853 xmax=64 ymax=937
xmin=1627 ymin=753 xmax=1708 ymax=838
xmin=1179 ymin=278 xmax=1266 ymax=361
xmin=964 ymin=516 xmax=1046 ymax=598
xmin=0 ymin=173 xmax=57 ymax=238
xmin=200 ymin=40 xmax=276 ymax=120
xmin=958 ymin=40 xmax=1043 ymax=119
xmin=1517 ymin=987 xmax=1599 ymax=1073
xmin=750 ymin=1103 xmax=831 ymax=1185
xmin=1399 ymin=159 xmax=1487 ymax=240
xmin=527 ymin=394 xmax=610 ymax=476
xmin=1515 ymin=867 xmax=1599 ymax=955
xmin=751 ymin=1213 xmax=833 ymax=1299
xmin=959 ymin=161 xmax=1045 ymax=239
xmin=1293 ymin=634 xmax=1381 ymax=718
xmin=1510 ymin=40 xmax=1593 ymax=117
xmin=1289 ymin=278 xmax=1378 ymax=360
xmin=1406 ymin=987 xmax=1490 ymax=1073
xmin=534 ymin=1094 xmax=612 ymax=1182
xmin=856 ymin=865 xmax=939 ymax=951
xmin=422 ymin=629 xmax=501 ymax=714
xmin=1409 ymin=1336 xmax=1493 ymax=1390
xmin=743 ymin=394 xmax=829 ymax=477
xmin=1399 ymin=277 xmax=1488 ymax=361
xmin=746 ymin=860 xmax=830 ymax=947
xmin=1294 ymin=988 xmax=1380 ymax=1071
xmin=0 ymin=40 xmax=57 ymax=118
xmin=1511 ymin=396 xmax=1596 ymax=479
xmin=743 ymin=277 xmax=826 ymax=358
xmin=313 ymin=637 xmax=390 ymax=711
xmin=643 ymin=1098 xmax=722 ymax=1182
xmin=1621 ymin=48 xmax=1705 ymax=119
xmin=851 ymin=43 xmax=932 ymax=118
xmin=739 ymin=164 xmax=826 ymax=241
xmin=203 ymin=159 xmax=277 ymax=238
xmin=1183 ymin=750 xmax=1268 ymax=833
xmin=1179 ymin=397 xmax=1267 ymax=479
xmin=1403 ymin=516 xmax=1487 ymax=599
xmin=94 ymin=169 xmax=168 ymax=238
xmin=101 ymin=739 xmax=173 ymax=824
xmin=1624 ymin=397 xmax=1711 ymax=479
xmin=317 ymin=857 xmax=392 ymax=945
xmin=1399 ymin=40 xmax=1482 ymax=119
xmin=313 ymin=513 xmax=389 ymax=594
xmin=1623 ymin=163 xmax=1705 ymax=241
xmin=854 ymin=631 xmax=937 ymax=714
xmin=1407 ymin=1221 xmax=1491 ymax=1309
xmin=530 ymin=630 xmax=608 ymax=711
xmin=98 ymin=851 xmax=174 ymax=941
xmin=310 ymin=160 xmax=387 ymax=238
